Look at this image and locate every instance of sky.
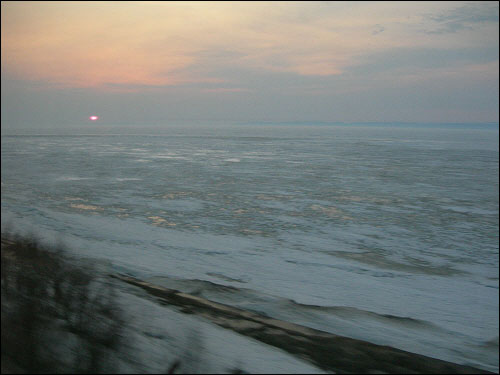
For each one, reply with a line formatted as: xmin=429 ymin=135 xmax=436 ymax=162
xmin=1 ymin=1 xmax=499 ymax=130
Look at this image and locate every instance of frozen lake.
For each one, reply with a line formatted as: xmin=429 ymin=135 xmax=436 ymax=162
xmin=1 ymin=123 xmax=498 ymax=372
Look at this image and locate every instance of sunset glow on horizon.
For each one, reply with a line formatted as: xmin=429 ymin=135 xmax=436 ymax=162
xmin=1 ymin=1 xmax=498 ymax=126
xmin=89 ymin=116 xmax=99 ymax=121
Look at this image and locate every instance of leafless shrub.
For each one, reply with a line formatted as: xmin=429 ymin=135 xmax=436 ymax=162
xmin=1 ymin=232 xmax=246 ymax=374
xmin=1 ymin=233 xmax=126 ymax=373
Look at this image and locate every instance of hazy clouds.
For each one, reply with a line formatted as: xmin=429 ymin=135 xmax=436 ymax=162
xmin=1 ymin=1 xmax=498 ymax=129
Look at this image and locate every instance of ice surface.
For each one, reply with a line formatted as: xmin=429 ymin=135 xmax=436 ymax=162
xmin=1 ymin=124 xmax=498 ymax=372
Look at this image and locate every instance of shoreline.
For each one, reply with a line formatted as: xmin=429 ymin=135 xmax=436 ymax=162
xmin=112 ymin=273 xmax=493 ymax=374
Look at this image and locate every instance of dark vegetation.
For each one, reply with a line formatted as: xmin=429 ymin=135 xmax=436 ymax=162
xmin=1 ymin=232 xmax=248 ymax=374
xmin=1 ymin=233 xmax=126 ymax=373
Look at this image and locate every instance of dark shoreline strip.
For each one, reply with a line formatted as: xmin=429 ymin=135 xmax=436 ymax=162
xmin=111 ymin=273 xmax=493 ymax=374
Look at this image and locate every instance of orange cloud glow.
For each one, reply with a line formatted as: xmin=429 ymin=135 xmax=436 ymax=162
xmin=2 ymin=1 xmax=498 ymax=91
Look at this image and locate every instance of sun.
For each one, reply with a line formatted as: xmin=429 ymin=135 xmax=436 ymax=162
xmin=89 ymin=116 xmax=99 ymax=121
